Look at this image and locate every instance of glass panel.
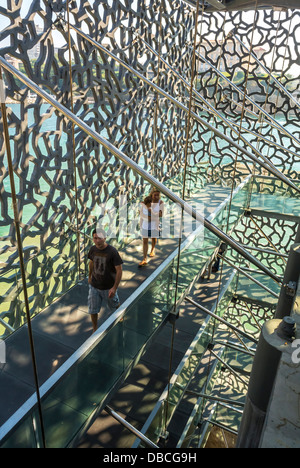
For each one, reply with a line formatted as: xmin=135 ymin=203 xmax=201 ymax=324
xmin=0 ymin=230 xmax=80 ymax=339
xmin=236 ymin=270 xmax=280 ymax=306
xmin=0 ymin=413 xmax=40 ymax=449
xmin=136 ymin=271 xmax=239 ymax=447
xmin=42 ymin=324 xmax=125 ymax=448
xmin=0 ymin=266 xmax=23 ymax=338
xmin=0 ymin=170 xmax=252 ymax=448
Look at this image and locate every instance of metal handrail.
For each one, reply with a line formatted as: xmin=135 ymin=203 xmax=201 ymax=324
xmin=105 ymin=406 xmax=159 ymax=449
xmin=194 ymin=47 xmax=300 ymax=148
xmin=217 ymin=253 xmax=279 ymax=299
xmin=185 ymin=296 xmax=258 ymax=344
xmin=61 ymin=19 xmax=300 ymax=195
xmin=230 ymin=31 xmax=300 ymax=110
xmin=132 ymin=30 xmax=298 ymax=193
xmin=0 ymin=176 xmax=251 ymax=443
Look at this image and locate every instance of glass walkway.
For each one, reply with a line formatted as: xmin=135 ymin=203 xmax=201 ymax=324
xmin=0 ymin=174 xmax=289 ymax=448
xmin=1 ymin=0 xmax=300 ymax=449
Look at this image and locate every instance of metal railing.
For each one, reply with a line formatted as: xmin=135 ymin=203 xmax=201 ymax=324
xmin=0 ymin=174 xmax=251 ymax=447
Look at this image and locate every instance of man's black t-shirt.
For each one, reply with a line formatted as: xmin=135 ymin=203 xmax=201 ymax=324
xmin=88 ymin=244 xmax=123 ymax=290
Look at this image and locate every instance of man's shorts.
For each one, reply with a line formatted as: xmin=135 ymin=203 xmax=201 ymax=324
xmin=88 ymin=284 xmax=120 ymax=317
xmin=141 ymin=228 xmax=160 ymax=238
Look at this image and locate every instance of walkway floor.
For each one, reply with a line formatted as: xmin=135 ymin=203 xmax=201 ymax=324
xmin=0 ymin=237 xmax=179 ymax=428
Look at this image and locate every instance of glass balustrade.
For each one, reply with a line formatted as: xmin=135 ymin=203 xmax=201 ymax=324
xmin=130 ymin=174 xmax=293 ymax=448
xmin=160 ymin=275 xmax=277 ymax=449
xmin=0 ymin=173 xmax=252 ymax=448
xmin=3 ymin=170 xmax=295 ymax=449
xmin=133 ymin=267 xmax=239 ymax=448
xmin=0 ymin=229 xmax=80 ymax=340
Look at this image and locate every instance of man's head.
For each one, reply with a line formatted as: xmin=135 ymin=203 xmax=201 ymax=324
xmin=92 ymin=228 xmax=107 ymax=249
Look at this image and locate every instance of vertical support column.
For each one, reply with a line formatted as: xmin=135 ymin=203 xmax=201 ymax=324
xmin=66 ymin=1 xmax=82 ymax=281
xmin=236 ymin=241 xmax=299 ymax=448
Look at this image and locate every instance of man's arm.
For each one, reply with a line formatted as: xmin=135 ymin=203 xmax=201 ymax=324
xmin=109 ymin=264 xmax=122 ymax=298
xmin=88 ymin=260 xmax=93 ymax=284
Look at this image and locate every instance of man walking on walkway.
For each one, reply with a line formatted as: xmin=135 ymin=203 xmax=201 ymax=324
xmin=88 ymin=228 xmax=123 ymax=332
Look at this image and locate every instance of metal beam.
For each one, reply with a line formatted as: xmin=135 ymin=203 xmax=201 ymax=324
xmin=240 ymin=244 xmax=289 ymax=258
xmin=249 ymin=208 xmax=300 ymax=223
xmin=209 ymin=348 xmax=249 ymax=386
xmin=133 ymin=31 xmax=299 ymax=194
xmin=205 ymin=1 xmax=298 ymax=12
xmin=205 ymin=0 xmax=227 ymax=9
xmin=217 ymin=253 xmax=279 ymax=298
xmin=180 ymin=0 xmax=299 ymax=12
xmin=230 ymin=31 xmax=300 ymax=111
xmin=105 ymin=406 xmax=158 ymax=448
xmin=194 ymin=48 xmax=300 ymax=149
xmin=183 ymin=0 xmax=226 ymax=9
xmin=0 ymin=55 xmax=282 ymax=284
xmin=185 ymin=296 xmax=259 ymax=343
xmin=275 ymin=243 xmax=300 ymax=319
xmin=224 ymin=117 xmax=300 ymax=163
xmin=185 ymin=390 xmax=245 ymax=407
xmin=221 ymin=94 xmax=280 ymax=130
xmin=204 ymin=419 xmax=238 ymax=437
xmin=60 ymin=19 xmax=300 ymax=195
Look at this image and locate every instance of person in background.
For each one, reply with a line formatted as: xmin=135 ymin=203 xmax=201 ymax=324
xmin=139 ymin=188 xmax=164 ymax=267
xmin=88 ymin=228 xmax=123 ymax=332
